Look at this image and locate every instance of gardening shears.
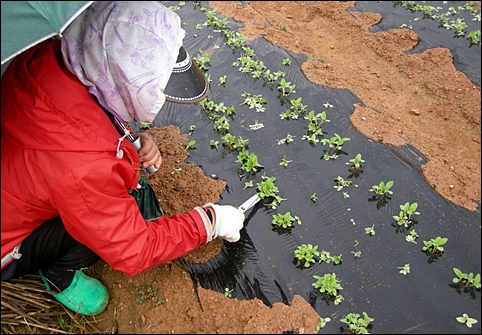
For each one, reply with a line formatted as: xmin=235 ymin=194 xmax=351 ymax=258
xmin=238 ymin=193 xmax=261 ymax=214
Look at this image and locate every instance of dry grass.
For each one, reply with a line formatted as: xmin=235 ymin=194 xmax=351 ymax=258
xmin=1 ymin=274 xmax=115 ymax=334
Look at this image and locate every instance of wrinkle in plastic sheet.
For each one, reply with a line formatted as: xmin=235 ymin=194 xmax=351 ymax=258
xmin=145 ymin=2 xmax=481 ymax=333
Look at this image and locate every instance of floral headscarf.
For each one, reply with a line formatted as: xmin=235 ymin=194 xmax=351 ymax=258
xmin=61 ymin=1 xmax=185 ymax=122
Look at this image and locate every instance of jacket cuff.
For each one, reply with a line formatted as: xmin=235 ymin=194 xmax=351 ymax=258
xmin=193 ymin=207 xmax=214 ymax=243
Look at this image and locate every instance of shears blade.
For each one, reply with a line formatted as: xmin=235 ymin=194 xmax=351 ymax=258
xmin=238 ymin=193 xmax=261 ymax=214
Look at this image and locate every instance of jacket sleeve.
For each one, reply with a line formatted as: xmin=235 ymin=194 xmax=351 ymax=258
xmin=51 ymin=157 xmax=213 ymax=276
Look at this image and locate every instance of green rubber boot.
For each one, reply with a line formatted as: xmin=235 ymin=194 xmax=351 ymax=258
xmin=40 ymin=269 xmax=109 ymax=316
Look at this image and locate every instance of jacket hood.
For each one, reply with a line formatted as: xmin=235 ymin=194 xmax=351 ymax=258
xmin=61 ymin=1 xmax=185 ymax=123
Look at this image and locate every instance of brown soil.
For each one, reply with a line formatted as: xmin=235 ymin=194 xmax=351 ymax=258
xmin=87 ymin=1 xmax=480 ymax=334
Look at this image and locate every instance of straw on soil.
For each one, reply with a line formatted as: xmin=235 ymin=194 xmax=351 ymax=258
xmin=1 ymin=274 xmax=114 ymax=334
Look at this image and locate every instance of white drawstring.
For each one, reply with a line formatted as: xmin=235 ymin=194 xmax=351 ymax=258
xmin=116 ymin=134 xmax=129 ymax=159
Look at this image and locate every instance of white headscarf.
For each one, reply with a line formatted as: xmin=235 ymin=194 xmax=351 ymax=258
xmin=61 ymin=1 xmax=185 ymax=122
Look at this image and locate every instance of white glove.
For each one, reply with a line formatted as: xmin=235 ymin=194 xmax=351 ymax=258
xmin=203 ymin=203 xmax=245 ymax=242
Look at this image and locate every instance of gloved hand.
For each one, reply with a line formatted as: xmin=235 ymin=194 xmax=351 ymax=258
xmin=203 ymin=203 xmax=245 ymax=242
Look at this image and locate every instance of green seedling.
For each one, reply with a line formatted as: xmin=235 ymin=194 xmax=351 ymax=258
xmin=234 ymin=51 xmax=265 ymax=75
xmin=199 ymin=98 xmax=216 ymax=112
xmin=210 ymin=140 xmax=219 ymax=149
xmin=213 ymin=115 xmax=230 ymax=132
xmin=251 ymin=69 xmax=263 ymax=80
xmin=140 ymin=121 xmax=151 ymax=129
xmin=272 ymin=212 xmax=300 ymax=229
xmin=277 ymin=23 xmax=289 ymax=32
xmin=289 ymin=97 xmax=307 ymax=118
xmin=225 ymin=105 xmax=236 ymax=116
xmin=467 ymin=30 xmax=481 ymax=46
xmin=348 ymin=153 xmax=365 ymax=170
xmin=259 ymin=176 xmax=286 ymax=207
xmin=321 ymin=133 xmax=351 ymax=150
xmin=369 ymin=180 xmax=393 ymax=209
xmin=193 ymin=50 xmax=211 ymax=71
xmin=370 ymin=180 xmax=393 ymax=195
xmin=304 ymin=110 xmax=330 ymax=136
xmin=319 ymin=250 xmax=332 ymax=264
xmin=235 ymin=147 xmax=250 ymax=164
xmin=263 ymin=69 xmax=285 ymax=83
xmin=351 ymin=250 xmax=361 ymax=258
xmin=256 ymin=175 xmax=285 ymax=208
xmin=277 ymin=133 xmax=295 ymax=145
xmin=242 ymin=153 xmax=264 ymax=173
xmin=218 ymin=75 xmax=227 ymax=86
xmin=249 ymin=120 xmax=264 ymax=131
xmin=280 ymin=97 xmax=307 ymax=120
xmin=323 ymin=102 xmax=334 ymax=108
xmin=171 ymin=168 xmax=182 ymax=175
xmin=241 ymin=92 xmax=267 ymax=112
xmin=294 ymin=244 xmax=320 ymax=268
xmin=310 ymin=56 xmax=325 ymax=63
xmin=422 ymin=236 xmax=448 ymax=254
xmin=313 ymin=250 xmax=343 ymax=266
xmin=263 ymin=69 xmax=276 ymax=82
xmin=280 ymin=155 xmax=292 ymax=167
xmin=316 ymin=316 xmax=331 ymax=330
xmin=277 ymin=78 xmax=296 ymax=96
xmin=188 ymin=125 xmax=196 ymax=135
xmin=243 ymin=180 xmax=253 ymax=189
xmin=398 ymin=263 xmax=410 ymax=275
xmin=205 ymin=73 xmax=212 ymax=84
xmin=393 ymin=202 xmax=420 ymax=228
xmin=221 ymin=133 xmax=237 ymax=150
xmin=456 ymin=313 xmax=478 ymax=328
xmin=310 ymin=193 xmax=318 ymax=202
xmin=405 ymin=229 xmax=419 ymax=244
xmin=334 ymin=176 xmax=352 ymax=191
xmin=208 ymin=17 xmax=229 ymax=28
xmin=322 ymin=151 xmax=338 ymax=161
xmin=302 ymin=133 xmax=320 ymax=145
xmin=332 ymin=254 xmax=342 ymax=265
xmin=235 ymin=136 xmax=249 ymax=149
xmin=365 ymin=225 xmax=376 ymax=236
xmin=236 ymin=150 xmax=264 ymax=173
xmin=202 ymin=7 xmax=227 ymax=26
xmin=224 ymin=288 xmax=233 ymax=298
xmin=214 ymin=102 xmax=228 ymax=114
xmin=282 ymin=58 xmax=292 ymax=65
xmin=132 ymin=282 xmax=165 ymax=307
xmin=452 ymin=268 xmax=481 ymax=288
xmin=221 ymin=133 xmax=248 ymax=151
xmin=205 ymin=9 xmax=229 ymax=29
xmin=223 ymin=30 xmax=249 ymax=48
xmin=312 ymin=273 xmax=344 ymax=305
xmin=340 ymin=312 xmax=374 ymax=334
xmin=185 ymin=139 xmax=196 ymax=150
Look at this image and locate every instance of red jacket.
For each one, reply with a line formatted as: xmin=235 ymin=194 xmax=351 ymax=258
xmin=1 ymin=40 xmax=212 ymax=276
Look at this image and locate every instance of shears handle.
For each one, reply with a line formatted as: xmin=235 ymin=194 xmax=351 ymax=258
xmin=132 ymin=137 xmax=158 ymax=174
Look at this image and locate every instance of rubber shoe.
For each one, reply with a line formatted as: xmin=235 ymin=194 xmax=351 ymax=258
xmin=40 ymin=269 xmax=109 ymax=316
